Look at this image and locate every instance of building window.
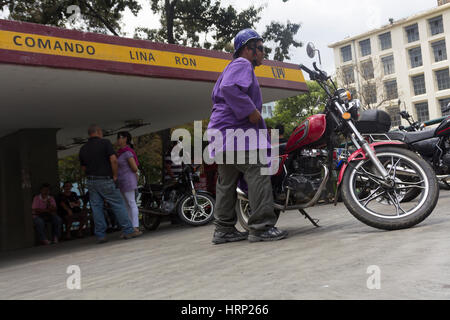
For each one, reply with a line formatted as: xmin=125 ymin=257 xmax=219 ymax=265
xmin=415 ymin=102 xmax=430 ymax=122
xmin=387 ymin=107 xmax=401 ymax=128
xmin=436 ymin=69 xmax=450 ymax=91
xmin=381 ymin=55 xmax=395 ymax=75
xmin=429 ymin=15 xmax=444 ymax=36
xmin=385 ymin=80 xmax=398 ymax=100
xmin=431 ymin=40 xmax=447 ymax=62
xmin=342 ymin=66 xmax=355 ymax=84
xmin=379 ymin=32 xmax=392 ymax=51
xmin=363 ymin=84 xmax=377 ymax=105
xmin=412 ymin=74 xmax=426 ymax=96
xmin=409 ymin=47 xmax=423 ymax=68
xmin=341 ymin=45 xmax=352 ymax=62
xmin=361 ymin=60 xmax=374 ymax=80
xmin=440 ymin=98 xmax=450 ymax=116
xmin=359 ymin=39 xmax=371 ymax=57
xmin=405 ymin=23 xmax=420 ymax=43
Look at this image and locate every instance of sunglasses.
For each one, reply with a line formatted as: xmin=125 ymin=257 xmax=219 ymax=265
xmin=249 ymin=44 xmax=264 ymax=53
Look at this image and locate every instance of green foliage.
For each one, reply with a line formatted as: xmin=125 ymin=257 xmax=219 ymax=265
xmin=136 ymin=0 xmax=301 ymax=62
xmin=1 ymin=0 xmax=141 ymax=35
xmin=58 ymin=154 xmax=86 ymax=195
xmin=134 ymin=132 xmax=163 ymax=184
xmin=136 ymin=0 xmax=262 ymax=47
xmin=262 ymin=21 xmax=302 ymax=62
xmin=268 ymin=81 xmax=328 ymax=136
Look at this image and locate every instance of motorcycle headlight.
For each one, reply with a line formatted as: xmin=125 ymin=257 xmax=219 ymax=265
xmin=348 ymin=99 xmax=361 ymax=120
xmin=338 ymin=89 xmax=352 ymax=103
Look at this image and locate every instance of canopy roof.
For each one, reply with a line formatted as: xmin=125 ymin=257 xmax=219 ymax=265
xmin=0 ymin=19 xmax=308 ymax=156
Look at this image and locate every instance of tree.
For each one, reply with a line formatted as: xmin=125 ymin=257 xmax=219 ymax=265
xmin=1 ymin=0 xmax=141 ymax=35
xmin=262 ymin=21 xmax=302 ymax=62
xmin=135 ymin=0 xmax=262 ymax=48
xmin=336 ymin=58 xmax=402 ymax=110
xmin=266 ymin=81 xmax=328 ymax=136
xmin=135 ymin=0 xmax=302 ymax=61
xmin=58 ymin=155 xmax=86 ymax=196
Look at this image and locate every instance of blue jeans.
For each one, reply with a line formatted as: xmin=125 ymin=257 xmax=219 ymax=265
xmin=87 ymin=178 xmax=134 ymax=239
xmin=33 ymin=213 xmax=62 ymax=242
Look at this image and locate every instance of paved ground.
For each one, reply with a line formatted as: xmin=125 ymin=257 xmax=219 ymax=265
xmin=1 ymin=191 xmax=450 ymax=300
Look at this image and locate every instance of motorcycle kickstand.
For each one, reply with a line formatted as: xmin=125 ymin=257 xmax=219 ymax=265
xmin=298 ymin=209 xmax=320 ymax=227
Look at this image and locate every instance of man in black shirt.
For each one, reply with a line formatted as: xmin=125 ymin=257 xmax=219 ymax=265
xmin=79 ymin=124 xmax=141 ymax=243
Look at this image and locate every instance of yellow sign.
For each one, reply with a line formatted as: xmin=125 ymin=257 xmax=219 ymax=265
xmin=0 ymin=30 xmax=305 ymax=83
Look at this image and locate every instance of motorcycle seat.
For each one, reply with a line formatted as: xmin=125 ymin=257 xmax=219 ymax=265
xmin=386 ymin=131 xmax=406 ymax=141
xmin=387 ymin=128 xmax=435 ymax=144
xmin=403 ymin=128 xmax=436 ymax=144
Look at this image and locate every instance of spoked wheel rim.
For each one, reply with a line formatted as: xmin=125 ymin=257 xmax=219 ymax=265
xmin=349 ymin=152 xmax=429 ymax=219
xmin=180 ymin=195 xmax=214 ymax=223
xmin=238 ymin=199 xmax=251 ymax=225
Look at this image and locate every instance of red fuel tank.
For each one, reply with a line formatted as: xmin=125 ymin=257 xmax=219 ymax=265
xmin=285 ymin=114 xmax=327 ymax=154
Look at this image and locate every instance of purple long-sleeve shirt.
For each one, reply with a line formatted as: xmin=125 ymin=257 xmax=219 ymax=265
xmin=207 ymin=58 xmax=270 ymax=159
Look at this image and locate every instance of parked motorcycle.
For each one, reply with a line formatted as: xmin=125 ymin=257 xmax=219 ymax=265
xmin=383 ymin=103 xmax=450 ymax=198
xmin=137 ymin=164 xmax=215 ymax=230
xmin=236 ymin=59 xmax=439 ymax=231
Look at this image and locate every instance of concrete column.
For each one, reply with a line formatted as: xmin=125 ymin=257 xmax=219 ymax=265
xmin=0 ymin=129 xmax=58 ymax=251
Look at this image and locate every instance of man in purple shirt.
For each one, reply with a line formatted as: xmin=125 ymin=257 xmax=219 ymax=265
xmin=208 ymin=29 xmax=288 ymax=244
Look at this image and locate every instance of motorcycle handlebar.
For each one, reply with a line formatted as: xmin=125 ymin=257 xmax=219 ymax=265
xmin=313 ymin=62 xmax=320 ymax=72
xmin=299 ymin=64 xmax=328 ymax=81
xmin=299 ymin=64 xmax=313 ymax=75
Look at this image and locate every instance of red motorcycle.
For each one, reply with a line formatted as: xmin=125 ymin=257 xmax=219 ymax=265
xmin=236 ymin=62 xmax=439 ymax=231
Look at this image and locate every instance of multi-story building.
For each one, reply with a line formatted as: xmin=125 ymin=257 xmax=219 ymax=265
xmin=329 ymin=1 xmax=450 ymax=128
xmin=262 ymin=102 xmax=275 ymax=118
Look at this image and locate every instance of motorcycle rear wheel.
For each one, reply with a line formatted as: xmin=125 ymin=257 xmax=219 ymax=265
xmin=236 ymin=198 xmax=280 ymax=231
xmin=341 ymin=147 xmax=439 ymax=230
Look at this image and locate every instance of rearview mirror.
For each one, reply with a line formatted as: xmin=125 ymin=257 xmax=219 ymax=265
xmin=306 ymin=42 xmax=316 ymax=59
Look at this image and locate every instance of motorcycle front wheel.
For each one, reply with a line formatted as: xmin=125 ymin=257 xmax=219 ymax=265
xmin=177 ymin=192 xmax=215 ymax=226
xmin=341 ymin=147 xmax=439 ymax=230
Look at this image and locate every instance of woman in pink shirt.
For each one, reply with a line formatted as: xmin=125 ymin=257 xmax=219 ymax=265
xmin=32 ymin=183 xmax=62 ymax=245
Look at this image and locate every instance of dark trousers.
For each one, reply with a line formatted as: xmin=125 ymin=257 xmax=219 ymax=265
xmin=33 ymin=213 xmax=62 ymax=241
xmin=214 ymin=152 xmax=278 ymax=233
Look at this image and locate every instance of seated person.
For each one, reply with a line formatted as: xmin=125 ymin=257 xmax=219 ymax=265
xmin=57 ymin=182 xmax=88 ymax=240
xmin=32 ymin=183 xmax=62 ymax=245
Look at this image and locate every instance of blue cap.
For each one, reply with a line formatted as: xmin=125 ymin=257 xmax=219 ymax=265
xmin=233 ymin=29 xmax=263 ymax=58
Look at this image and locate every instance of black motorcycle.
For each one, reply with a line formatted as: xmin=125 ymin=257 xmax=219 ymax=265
xmin=361 ymin=102 xmax=450 ymax=201
xmin=137 ymin=164 xmax=215 ymax=230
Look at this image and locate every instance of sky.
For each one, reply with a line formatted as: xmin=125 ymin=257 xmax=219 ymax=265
xmin=119 ymin=0 xmax=438 ymax=74
xmin=0 ymin=0 xmax=439 ymax=73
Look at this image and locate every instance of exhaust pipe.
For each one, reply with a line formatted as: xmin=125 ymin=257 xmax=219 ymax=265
xmin=138 ymin=208 xmax=170 ymax=216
